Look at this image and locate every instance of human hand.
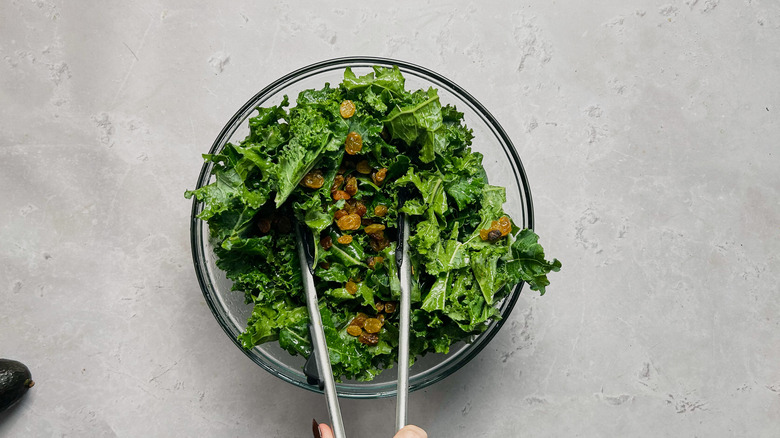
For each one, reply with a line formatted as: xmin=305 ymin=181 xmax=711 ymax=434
xmin=314 ymin=420 xmax=427 ymax=438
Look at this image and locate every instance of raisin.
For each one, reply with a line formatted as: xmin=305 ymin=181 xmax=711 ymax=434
xmin=479 ymin=229 xmax=490 ymax=241
xmin=334 ymin=209 xmax=348 ymax=220
xmin=375 ymin=302 xmax=385 ymax=313
xmin=337 ymin=235 xmax=353 ymax=245
xmin=340 ymin=100 xmax=356 ymax=118
xmin=332 ymin=190 xmax=351 ymax=201
xmin=374 ymin=205 xmax=388 ymax=217
xmin=345 ymin=131 xmax=363 ymax=155
xmin=301 ymin=169 xmax=324 ymax=189
xmin=356 ymin=160 xmax=372 ymax=174
xmin=358 ymin=332 xmax=379 ymax=346
xmin=498 ymin=216 xmax=512 ymax=236
xmin=331 ymin=175 xmax=345 ymax=193
xmin=337 ymin=213 xmax=361 ymax=231
xmin=345 ymin=281 xmax=358 ymax=295
xmin=384 ymin=302 xmax=397 ymax=314
xmin=345 ymin=176 xmax=358 ymax=196
xmin=364 ymin=224 xmax=386 ymax=234
xmin=367 ymin=230 xmax=385 ymax=241
xmin=367 ymin=256 xmax=384 ymax=269
xmin=372 ymin=167 xmax=387 ymax=185
xmin=377 ymin=314 xmax=385 ymax=323
xmin=319 ymin=262 xmax=330 ymax=270
xmin=320 ymin=236 xmax=333 ymax=250
xmin=346 ymin=325 xmax=363 ymax=337
xmin=354 ymin=202 xmax=367 ymax=217
xmin=257 ymin=218 xmax=271 ymax=234
xmin=369 ymin=234 xmax=390 ymax=252
xmin=488 ymin=229 xmax=502 ymax=242
xmin=363 ymin=318 xmax=382 ymax=334
xmin=351 ymin=313 xmax=368 ymax=328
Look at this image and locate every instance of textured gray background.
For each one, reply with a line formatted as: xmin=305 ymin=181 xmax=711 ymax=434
xmin=2 ymin=1 xmax=779 ymax=437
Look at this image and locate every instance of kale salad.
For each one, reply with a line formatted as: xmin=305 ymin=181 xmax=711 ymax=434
xmin=186 ymin=66 xmax=560 ymax=381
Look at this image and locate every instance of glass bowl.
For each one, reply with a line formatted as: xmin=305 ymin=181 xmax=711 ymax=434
xmin=189 ymin=57 xmax=535 ymax=399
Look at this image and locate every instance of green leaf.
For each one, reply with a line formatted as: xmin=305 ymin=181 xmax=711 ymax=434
xmin=471 ymin=251 xmax=500 ymax=305
xmin=421 ymin=273 xmax=449 ymax=312
xmin=384 ymin=88 xmax=444 ymax=163
xmin=342 ymin=65 xmax=406 ymax=96
xmin=504 ymin=229 xmax=562 ymax=295
xmin=275 ymin=104 xmax=348 ymax=207
xmin=327 ymin=231 xmax=368 ymax=268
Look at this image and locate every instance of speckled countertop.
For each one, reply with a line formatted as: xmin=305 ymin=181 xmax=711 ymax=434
xmin=1 ymin=1 xmax=779 ymax=437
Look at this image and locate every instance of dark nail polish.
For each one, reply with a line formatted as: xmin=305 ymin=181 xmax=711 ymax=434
xmin=312 ymin=418 xmax=321 ymax=438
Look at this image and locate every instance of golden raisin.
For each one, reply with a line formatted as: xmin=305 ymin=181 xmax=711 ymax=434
xmin=320 ymin=236 xmax=333 ymax=250
xmin=374 ymin=205 xmax=388 ymax=217
xmin=377 ymin=314 xmax=385 ymax=323
xmin=345 ymin=281 xmax=358 ymax=295
xmin=356 ymin=160 xmax=372 ymax=174
xmin=337 ymin=235 xmax=353 ymax=245
xmin=351 ymin=313 xmax=368 ymax=328
xmin=354 ymin=202 xmax=367 ymax=217
xmin=340 ymin=100 xmax=356 ymax=118
xmin=372 ymin=168 xmax=387 ymax=185
xmin=384 ymin=302 xmax=397 ymax=314
xmin=375 ymin=302 xmax=385 ymax=313
xmin=345 ymin=131 xmax=363 ymax=155
xmin=364 ymin=318 xmax=382 ymax=334
xmin=331 ymin=175 xmax=345 ymax=193
xmin=345 ymin=176 xmax=358 ymax=196
xmin=301 ymin=169 xmax=325 ymax=189
xmin=358 ymin=332 xmax=379 ymax=345
xmin=364 ymin=224 xmax=386 ymax=234
xmin=332 ymin=190 xmax=351 ymax=201
xmin=334 ymin=209 xmax=348 ymax=220
xmin=337 ymin=213 xmax=361 ymax=231
xmin=257 ymin=218 xmax=271 ymax=234
xmin=497 ymin=216 xmax=512 ymax=236
xmin=479 ymin=229 xmax=490 ymax=241
xmin=346 ymin=325 xmax=363 ymax=337
xmin=367 ymin=256 xmax=384 ymax=269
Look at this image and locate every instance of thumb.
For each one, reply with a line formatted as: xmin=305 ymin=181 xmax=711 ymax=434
xmin=394 ymin=425 xmax=427 ymax=438
xmin=316 ymin=422 xmax=334 ymax=438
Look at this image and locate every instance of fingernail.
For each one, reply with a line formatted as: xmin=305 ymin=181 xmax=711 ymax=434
xmin=312 ymin=419 xmax=321 ymax=438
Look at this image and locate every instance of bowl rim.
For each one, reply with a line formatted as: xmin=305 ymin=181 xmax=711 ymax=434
xmin=189 ymin=56 xmax=535 ymax=398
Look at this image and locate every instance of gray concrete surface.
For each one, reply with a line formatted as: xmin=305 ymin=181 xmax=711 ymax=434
xmin=2 ymin=1 xmax=779 ymax=436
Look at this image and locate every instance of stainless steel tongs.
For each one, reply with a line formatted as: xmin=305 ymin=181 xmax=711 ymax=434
xmin=297 ymin=187 xmax=414 ymax=437
xmin=295 ymin=221 xmax=346 ymax=438
xmin=394 ymin=186 xmax=414 ymax=431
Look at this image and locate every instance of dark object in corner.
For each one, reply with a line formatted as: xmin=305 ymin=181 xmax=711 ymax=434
xmin=0 ymin=359 xmax=34 ymax=412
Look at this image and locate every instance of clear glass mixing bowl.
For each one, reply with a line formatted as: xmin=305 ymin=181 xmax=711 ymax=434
xmin=189 ymin=57 xmax=535 ymax=398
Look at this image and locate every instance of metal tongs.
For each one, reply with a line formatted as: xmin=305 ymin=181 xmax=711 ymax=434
xmin=296 ymin=221 xmax=346 ymax=438
xmin=297 ymin=188 xmax=413 ymax=437
xmin=395 ymin=209 xmax=413 ymax=431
